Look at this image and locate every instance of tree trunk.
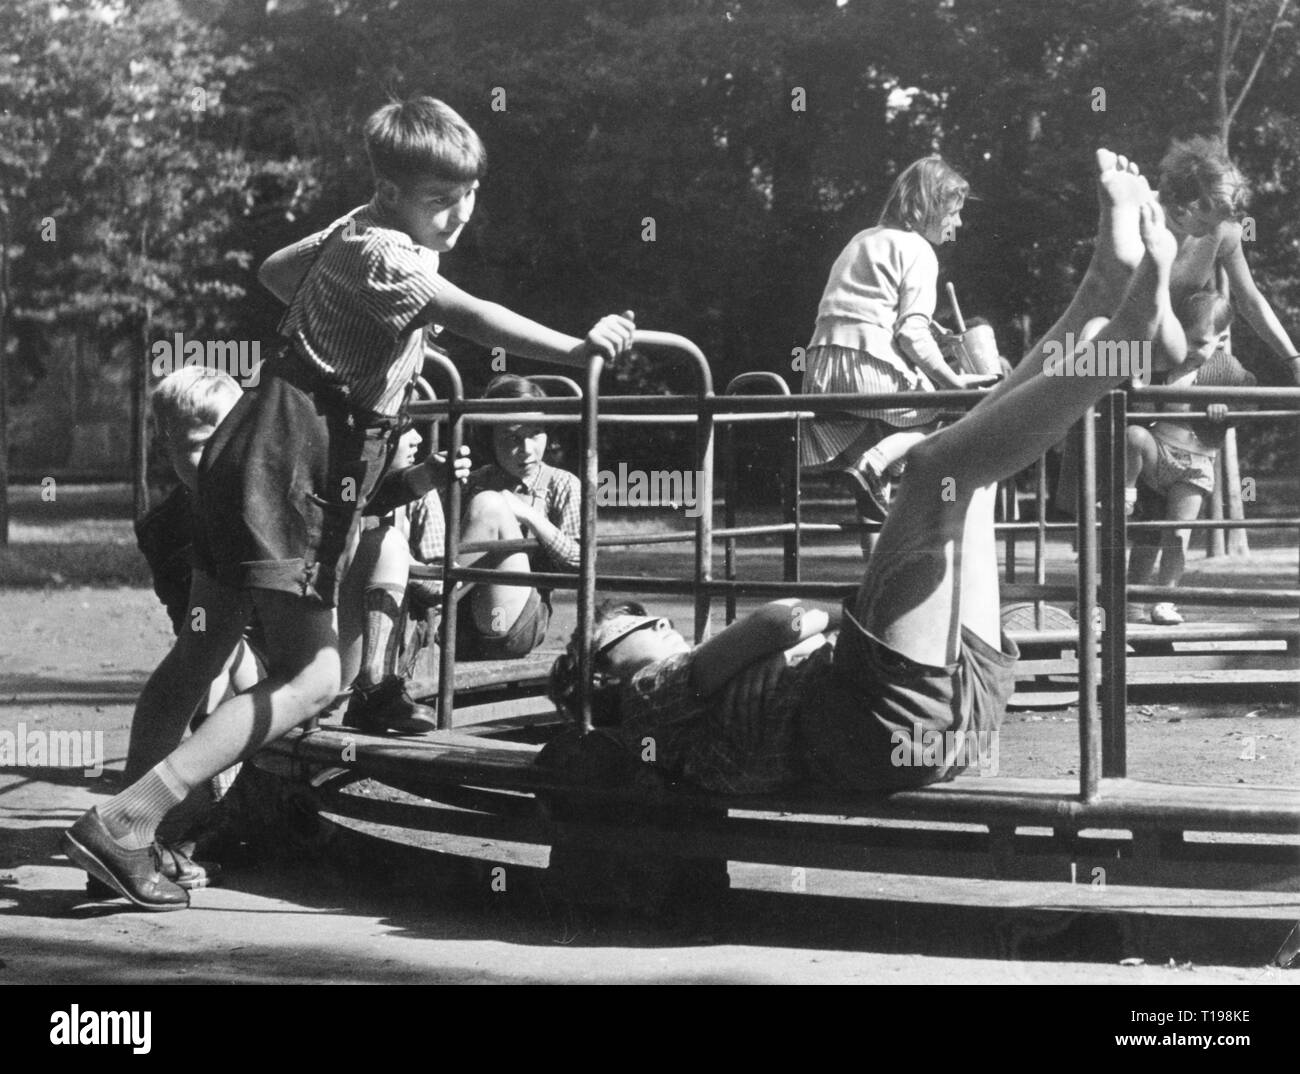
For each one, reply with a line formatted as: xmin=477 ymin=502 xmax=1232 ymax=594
xmin=133 ymin=304 xmax=151 ymax=519
xmin=1215 ymin=0 xmax=1293 ymax=143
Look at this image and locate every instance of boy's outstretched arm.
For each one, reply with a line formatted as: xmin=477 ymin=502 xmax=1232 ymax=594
xmin=364 ymin=446 xmax=472 ymax=517
xmin=426 ymin=278 xmax=634 ymax=366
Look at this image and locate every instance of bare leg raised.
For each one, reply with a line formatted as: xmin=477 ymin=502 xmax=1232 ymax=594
xmin=856 ymin=199 xmax=1178 ymax=666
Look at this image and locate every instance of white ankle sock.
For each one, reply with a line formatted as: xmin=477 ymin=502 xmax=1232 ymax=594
xmin=98 ymin=759 xmax=193 ymax=851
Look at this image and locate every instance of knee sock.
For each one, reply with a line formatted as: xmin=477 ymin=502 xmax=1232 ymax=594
xmin=359 ymin=584 xmax=405 ymax=688
xmin=98 ymin=759 xmax=193 ymax=850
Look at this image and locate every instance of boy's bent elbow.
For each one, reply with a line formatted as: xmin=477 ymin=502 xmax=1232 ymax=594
xmin=761 ymin=600 xmax=823 ymax=646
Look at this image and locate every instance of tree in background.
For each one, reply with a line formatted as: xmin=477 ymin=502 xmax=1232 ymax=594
xmin=1 ymin=0 xmax=315 ymax=523
xmin=4 ymin=0 xmax=1295 ymax=516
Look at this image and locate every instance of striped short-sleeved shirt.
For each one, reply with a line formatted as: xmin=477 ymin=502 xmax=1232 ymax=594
xmin=278 ymin=204 xmax=446 ymax=416
xmin=609 ymin=646 xmax=830 ymax=794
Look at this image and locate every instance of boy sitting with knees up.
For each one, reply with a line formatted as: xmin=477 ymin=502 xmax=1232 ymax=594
xmin=1126 ymin=286 xmax=1257 ymax=625
xmin=440 ymin=374 xmax=581 ymax=660
xmin=549 ymin=151 xmax=1183 ymax=796
xmin=337 ymin=373 xmax=579 ymax=732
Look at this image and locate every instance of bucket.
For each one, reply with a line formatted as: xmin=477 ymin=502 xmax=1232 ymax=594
xmin=955 ymin=323 xmax=1001 ymax=377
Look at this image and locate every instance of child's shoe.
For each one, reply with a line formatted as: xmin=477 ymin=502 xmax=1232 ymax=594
xmin=1150 ymin=602 xmax=1183 ymax=626
xmin=85 ymin=840 xmax=218 ymax=898
xmin=344 ymin=675 xmax=438 ymax=734
xmin=837 ymin=463 xmax=889 ymax=524
xmin=63 ymin=809 xmax=189 ymax=911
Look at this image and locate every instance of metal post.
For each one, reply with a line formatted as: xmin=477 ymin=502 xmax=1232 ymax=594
xmin=426 ymin=353 xmax=464 ymax=730
xmin=1207 ymin=473 xmax=1226 ymax=558
xmin=1034 ymin=456 xmax=1048 ymax=630
xmin=693 ymin=391 xmax=714 ymax=645
xmin=1222 ymin=426 xmax=1249 ymax=557
xmin=578 ymin=355 xmax=605 ymax=732
xmin=787 ymin=412 xmax=802 ymax=584
xmin=1099 ymin=390 xmax=1127 ymax=778
xmin=723 ymin=408 xmax=738 ymax=623
xmin=1077 ymin=408 xmax=1101 ymax=802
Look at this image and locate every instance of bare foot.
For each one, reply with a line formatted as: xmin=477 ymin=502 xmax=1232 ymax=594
xmin=1084 ymin=149 xmax=1152 ymax=305
xmin=1107 ymin=200 xmax=1177 ymax=345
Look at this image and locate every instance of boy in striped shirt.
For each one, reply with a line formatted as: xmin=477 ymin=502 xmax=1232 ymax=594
xmin=63 ymin=96 xmax=634 ymax=909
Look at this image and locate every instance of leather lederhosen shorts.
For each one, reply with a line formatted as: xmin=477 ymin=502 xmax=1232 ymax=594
xmin=192 ymin=353 xmax=403 ymax=608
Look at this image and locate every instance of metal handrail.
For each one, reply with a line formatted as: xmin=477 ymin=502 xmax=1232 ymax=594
xmin=576 ymin=332 xmax=714 ymax=730
xmin=417 ymin=352 xmax=1298 ymax=763
xmin=721 ymin=372 xmax=798 ymax=623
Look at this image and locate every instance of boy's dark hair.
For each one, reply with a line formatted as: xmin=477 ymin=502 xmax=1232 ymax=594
xmin=483 ymin=373 xmax=547 ymax=402
xmin=478 ymin=374 xmax=548 ymax=461
xmin=1158 ymin=136 xmax=1248 ymax=217
xmin=364 ymin=96 xmax=486 ymax=187
xmin=547 ymin=600 xmax=650 ymax=725
xmin=1177 ymin=286 xmax=1233 ymax=337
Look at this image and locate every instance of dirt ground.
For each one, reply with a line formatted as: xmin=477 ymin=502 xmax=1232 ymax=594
xmin=1 ymin=483 xmax=1297 ymax=983
xmin=1 ymin=580 xmax=1296 ymax=985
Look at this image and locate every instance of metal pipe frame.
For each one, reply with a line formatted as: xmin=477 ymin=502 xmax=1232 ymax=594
xmin=721 ymin=372 xmax=794 ymax=624
xmin=416 ymin=355 xmax=1298 ymax=783
xmin=415 ymin=351 xmax=465 ymax=730
xmin=1077 ymin=407 xmax=1102 ymax=802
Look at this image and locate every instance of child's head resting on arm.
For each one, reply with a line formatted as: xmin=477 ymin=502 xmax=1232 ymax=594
xmin=549 ymin=600 xmax=691 ymax=726
xmin=365 ymin=96 xmax=488 ymax=252
xmin=1158 ymin=136 xmax=1249 ymax=237
xmin=878 ymin=155 xmax=970 ymax=246
xmin=152 ymin=367 xmax=242 ymax=494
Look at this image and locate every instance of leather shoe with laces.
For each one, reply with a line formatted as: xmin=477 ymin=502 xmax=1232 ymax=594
xmin=85 ymin=840 xmax=219 ymax=898
xmin=63 ymin=809 xmax=189 ymax=911
xmin=343 ymin=676 xmax=438 ymax=734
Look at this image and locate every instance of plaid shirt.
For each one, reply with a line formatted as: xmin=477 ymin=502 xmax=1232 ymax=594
xmin=405 ymin=461 xmax=581 ymax=603
xmin=407 ymin=492 xmax=447 ymax=606
xmin=610 ymin=645 xmax=834 ymax=794
xmin=463 ymin=462 xmax=582 ymax=575
xmin=278 ymin=204 xmax=444 ymax=416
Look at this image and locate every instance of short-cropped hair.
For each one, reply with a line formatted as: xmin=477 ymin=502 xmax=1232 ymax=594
xmin=152 ymin=367 xmax=241 ymax=435
xmin=364 ymin=96 xmax=486 ymax=187
xmin=1158 ymin=136 xmax=1249 ymax=217
xmin=1177 ymin=286 xmax=1234 ymax=337
xmin=548 ymin=600 xmax=651 ymax=725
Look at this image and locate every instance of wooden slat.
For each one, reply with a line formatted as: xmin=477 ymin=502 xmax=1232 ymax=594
xmin=405 ymin=652 xmax=560 ymax=699
xmin=1017 ymin=653 xmax=1299 ymax=674
xmin=258 ymin=727 xmax=1300 ymax=833
xmin=313 ymin=785 xmax=1299 ymax=890
xmin=1011 ymin=620 xmax=1300 ymax=650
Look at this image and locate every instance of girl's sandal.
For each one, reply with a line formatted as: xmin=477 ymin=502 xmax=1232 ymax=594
xmin=837 ymin=465 xmax=889 ymax=524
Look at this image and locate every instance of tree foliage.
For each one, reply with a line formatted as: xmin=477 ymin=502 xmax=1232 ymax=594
xmin=4 ymin=0 xmax=1297 ymax=478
